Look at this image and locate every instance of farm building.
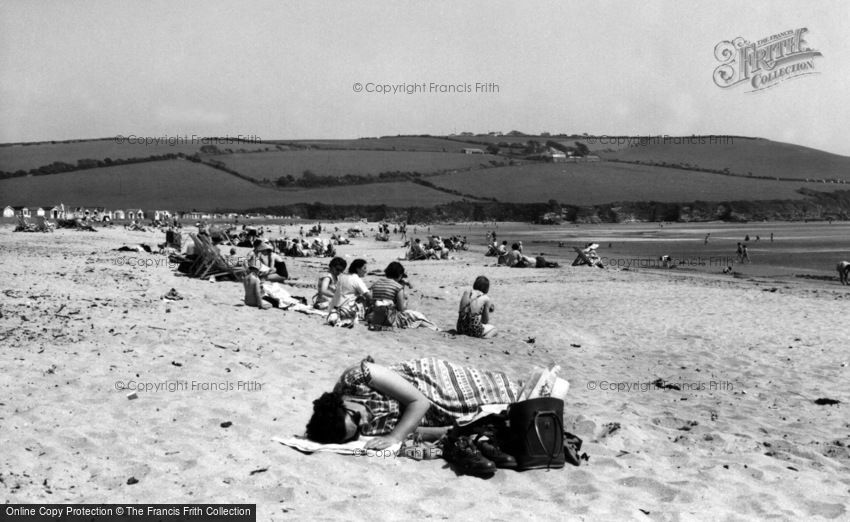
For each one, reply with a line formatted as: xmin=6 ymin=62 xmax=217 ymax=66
xmin=462 ymin=148 xmax=486 ymax=155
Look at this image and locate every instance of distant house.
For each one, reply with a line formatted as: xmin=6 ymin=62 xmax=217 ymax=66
xmin=13 ymin=206 xmax=32 ymax=218
xmin=126 ymin=209 xmax=145 ymax=221
xmin=545 ymin=149 xmax=567 ymax=162
xmin=113 ymin=209 xmax=126 ymax=220
xmin=462 ymin=148 xmax=486 ymax=155
xmin=37 ymin=206 xmax=61 ymax=219
xmin=2 ymin=206 xmax=14 ymax=218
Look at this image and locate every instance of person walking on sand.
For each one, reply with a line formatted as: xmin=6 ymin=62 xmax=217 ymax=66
xmin=736 ymin=242 xmax=743 ymax=262
xmin=837 ymin=261 xmax=850 ymax=285
xmin=704 ymin=233 xmax=710 ymax=245
xmin=741 ymin=244 xmax=750 ymax=263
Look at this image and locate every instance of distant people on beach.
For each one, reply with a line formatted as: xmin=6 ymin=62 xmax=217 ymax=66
xmin=838 ymin=261 xmax=850 ymax=285
xmin=704 ymin=233 xmax=710 ymax=245
xmin=741 ymin=244 xmax=750 ymax=263
xmin=770 ymin=233 xmax=774 ymax=242
xmin=457 ymin=276 xmax=496 ymax=338
xmin=736 ymin=242 xmax=743 ymax=262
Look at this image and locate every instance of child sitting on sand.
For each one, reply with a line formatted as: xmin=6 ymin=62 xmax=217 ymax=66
xmin=456 ymin=276 xmax=497 ymax=338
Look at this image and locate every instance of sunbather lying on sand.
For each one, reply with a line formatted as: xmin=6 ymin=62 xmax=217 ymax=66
xmin=457 ymin=276 xmax=497 ymax=338
xmin=305 ymin=356 xmax=519 ymax=450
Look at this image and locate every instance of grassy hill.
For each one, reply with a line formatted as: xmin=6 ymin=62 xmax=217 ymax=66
xmin=213 ymin=150 xmax=503 ymax=182
xmin=427 ymin=161 xmax=833 ymax=205
xmin=0 ymin=138 xmax=273 ymax=172
xmin=2 ymin=135 xmax=849 ymax=219
xmin=604 ymin=138 xmax=850 ymax=182
xmin=282 ymin=136 xmax=476 ymax=152
xmin=0 ymin=160 xmax=464 ymax=210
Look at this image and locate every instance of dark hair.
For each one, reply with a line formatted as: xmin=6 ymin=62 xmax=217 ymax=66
xmin=329 ymin=257 xmax=347 ymax=272
xmin=253 ymin=239 xmax=264 ymax=249
xmin=348 ymin=259 xmax=367 ymax=274
xmin=473 ymin=276 xmax=490 ymax=293
xmin=511 ymin=243 xmax=520 ymax=250
xmin=305 ymin=391 xmax=348 ymax=443
xmin=502 ymin=241 xmax=507 ymax=245
xmin=384 ymin=261 xmax=405 ymax=280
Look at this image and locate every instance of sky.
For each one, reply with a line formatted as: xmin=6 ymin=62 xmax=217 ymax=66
xmin=1 ymin=0 xmax=848 ymax=156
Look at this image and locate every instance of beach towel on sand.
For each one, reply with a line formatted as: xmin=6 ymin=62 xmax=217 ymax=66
xmin=273 ymin=436 xmax=402 ymax=456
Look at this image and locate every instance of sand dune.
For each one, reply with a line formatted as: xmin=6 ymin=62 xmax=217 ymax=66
xmin=1 ymin=224 xmax=848 ymax=520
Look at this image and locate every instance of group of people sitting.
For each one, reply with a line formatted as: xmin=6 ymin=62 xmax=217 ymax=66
xmin=307 ymin=257 xmax=495 ymax=337
xmin=273 ymin=237 xmax=337 ymax=258
xmin=405 ymin=236 xmax=466 ymax=261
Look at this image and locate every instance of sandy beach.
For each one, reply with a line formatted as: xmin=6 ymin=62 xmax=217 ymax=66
xmin=1 ymin=223 xmax=848 ymax=520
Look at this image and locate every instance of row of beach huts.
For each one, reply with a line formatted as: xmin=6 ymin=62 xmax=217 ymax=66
xmin=2 ymin=205 xmax=244 ymax=222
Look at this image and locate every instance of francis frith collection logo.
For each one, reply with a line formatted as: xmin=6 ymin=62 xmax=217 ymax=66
xmin=713 ymin=28 xmax=822 ymax=92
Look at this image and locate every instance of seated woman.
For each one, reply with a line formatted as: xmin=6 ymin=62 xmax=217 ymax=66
xmin=366 ymin=262 xmax=438 ymax=330
xmin=457 ymin=276 xmax=497 ymax=338
xmin=407 ymin=238 xmax=428 ymax=260
xmin=327 ymin=258 xmax=371 ymax=325
xmin=305 ymin=356 xmax=520 ymax=450
xmin=247 ymin=239 xmax=288 ymax=282
xmin=243 ymin=260 xmax=271 ymax=310
xmin=313 ymin=257 xmax=347 ymax=310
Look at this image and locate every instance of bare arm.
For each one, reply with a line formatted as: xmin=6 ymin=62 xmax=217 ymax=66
xmin=480 ymin=295 xmax=491 ymax=324
xmin=362 ymin=363 xmax=430 ymax=450
xmin=317 ymin=276 xmax=334 ymax=299
xmin=395 ymin=286 xmax=406 ymax=312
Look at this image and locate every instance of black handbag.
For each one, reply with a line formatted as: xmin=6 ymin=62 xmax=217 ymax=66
xmin=507 ymin=397 xmax=565 ymax=470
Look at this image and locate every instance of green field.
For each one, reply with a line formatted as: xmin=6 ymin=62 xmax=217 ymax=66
xmin=215 ymin=150 xmax=503 ymax=181
xmin=0 ymin=138 xmax=274 ymax=172
xmin=606 ymin=139 xmax=850 ymax=182
xmin=427 ymin=161 xmax=839 ymax=204
xmin=283 ymin=136 xmax=476 ymax=152
xmin=2 ymin=135 xmax=850 ymax=213
xmin=0 ymin=160 xmax=464 ymax=210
